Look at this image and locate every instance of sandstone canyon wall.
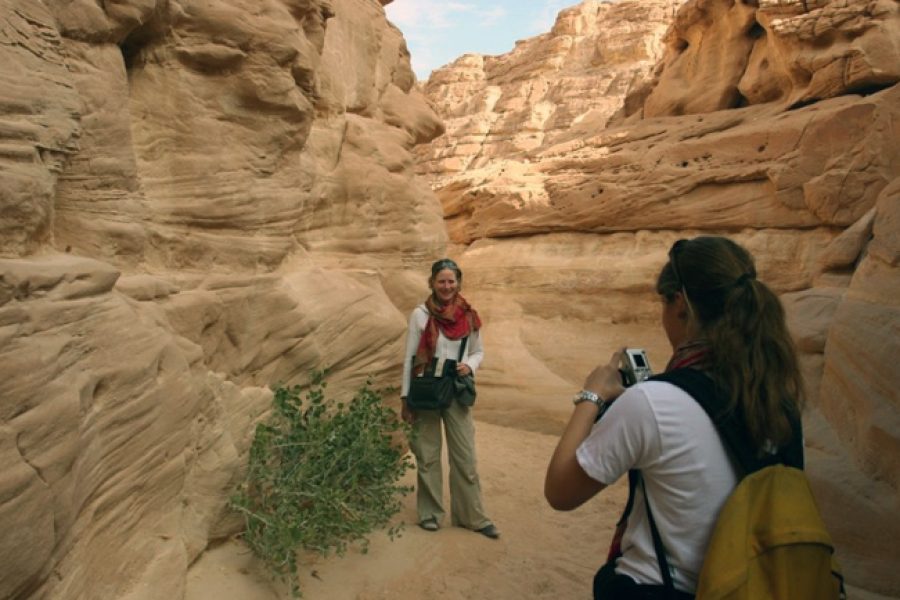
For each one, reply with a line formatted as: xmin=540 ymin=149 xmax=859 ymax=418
xmin=0 ymin=0 xmax=444 ymax=598
xmin=417 ymin=0 xmax=900 ymax=594
xmin=2 ymin=0 xmax=899 ymax=597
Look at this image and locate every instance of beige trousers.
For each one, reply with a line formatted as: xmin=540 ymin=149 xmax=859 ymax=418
xmin=408 ymin=400 xmax=491 ymax=530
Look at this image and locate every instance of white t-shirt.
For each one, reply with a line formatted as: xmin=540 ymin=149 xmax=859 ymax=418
xmin=576 ymin=381 xmax=738 ymax=593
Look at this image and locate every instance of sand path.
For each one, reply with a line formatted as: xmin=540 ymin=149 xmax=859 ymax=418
xmin=186 ymin=414 xmax=893 ymax=600
xmin=186 ymin=418 xmax=629 ymax=599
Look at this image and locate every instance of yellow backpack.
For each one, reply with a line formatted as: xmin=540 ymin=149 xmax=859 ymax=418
xmin=648 ymin=369 xmax=845 ymax=600
xmin=695 ymin=464 xmax=844 ymax=599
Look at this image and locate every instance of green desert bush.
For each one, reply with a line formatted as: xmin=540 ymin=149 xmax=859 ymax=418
xmin=230 ymin=372 xmax=413 ymax=597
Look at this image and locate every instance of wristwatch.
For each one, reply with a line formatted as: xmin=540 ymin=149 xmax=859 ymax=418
xmin=574 ymin=389 xmax=616 ymax=422
xmin=573 ymin=389 xmax=602 ymax=406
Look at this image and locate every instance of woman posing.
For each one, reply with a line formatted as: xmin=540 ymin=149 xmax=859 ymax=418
xmin=401 ymin=258 xmax=499 ymax=539
xmin=545 ymin=236 xmax=804 ymax=598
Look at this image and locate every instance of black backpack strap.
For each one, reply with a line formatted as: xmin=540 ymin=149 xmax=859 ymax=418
xmin=649 ymin=369 xmax=797 ymax=474
xmin=651 ymin=369 xmax=750 ymax=472
xmin=607 ymin=369 xmax=806 ymax=597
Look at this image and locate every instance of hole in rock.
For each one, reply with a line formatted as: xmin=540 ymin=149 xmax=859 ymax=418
xmin=748 ymin=22 xmax=765 ymax=39
xmin=119 ymin=19 xmax=164 ymax=72
xmin=726 ymin=87 xmax=750 ymax=109
xmin=847 ymin=82 xmax=894 ymax=97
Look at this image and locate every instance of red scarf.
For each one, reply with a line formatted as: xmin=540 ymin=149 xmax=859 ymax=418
xmin=413 ymin=293 xmax=482 ymax=376
xmin=665 ymin=339 xmax=712 ymax=372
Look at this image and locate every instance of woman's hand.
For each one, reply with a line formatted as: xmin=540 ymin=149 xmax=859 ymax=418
xmin=401 ymin=399 xmax=416 ymax=424
xmin=582 ymin=350 xmax=626 ymax=403
xmin=456 ymin=362 xmax=472 ymax=376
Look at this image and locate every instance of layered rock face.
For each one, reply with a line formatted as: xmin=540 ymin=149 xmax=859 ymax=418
xmin=417 ymin=0 xmax=682 ymax=206
xmin=418 ymin=0 xmax=900 ymax=593
xmin=3 ymin=0 xmax=899 ymax=596
xmin=0 ymin=0 xmax=443 ymax=598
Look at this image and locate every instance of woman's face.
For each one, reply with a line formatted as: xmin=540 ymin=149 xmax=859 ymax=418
xmin=431 ymin=268 xmax=459 ymax=304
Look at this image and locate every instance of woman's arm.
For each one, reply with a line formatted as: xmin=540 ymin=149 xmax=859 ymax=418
xmin=400 ymin=308 xmax=426 ymax=424
xmin=545 ymin=352 xmax=626 ymax=511
xmin=458 ymin=329 xmax=484 ymax=375
xmin=545 ymin=402 xmax=607 ymax=510
xmin=400 ymin=307 xmax=426 ymax=398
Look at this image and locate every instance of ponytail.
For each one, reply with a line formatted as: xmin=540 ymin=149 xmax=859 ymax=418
xmin=657 ymin=237 xmax=804 ymax=452
xmin=709 ymin=275 xmax=803 ymax=449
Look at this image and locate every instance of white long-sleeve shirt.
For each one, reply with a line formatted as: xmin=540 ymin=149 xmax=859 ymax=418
xmin=400 ymin=304 xmax=484 ymax=397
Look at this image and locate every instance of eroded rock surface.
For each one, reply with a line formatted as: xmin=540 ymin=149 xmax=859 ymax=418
xmin=418 ymin=0 xmax=900 ymax=594
xmin=0 ymin=0 xmax=443 ymax=598
xmin=416 ymin=0 xmax=682 ymax=194
xmin=2 ymin=0 xmax=899 ymax=596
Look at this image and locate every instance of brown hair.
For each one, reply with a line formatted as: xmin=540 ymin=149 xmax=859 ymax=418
xmin=429 ymin=258 xmax=463 ymax=286
xmin=656 ymin=236 xmax=803 ymax=452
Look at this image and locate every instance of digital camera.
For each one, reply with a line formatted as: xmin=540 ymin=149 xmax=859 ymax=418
xmin=620 ymin=348 xmax=653 ymax=386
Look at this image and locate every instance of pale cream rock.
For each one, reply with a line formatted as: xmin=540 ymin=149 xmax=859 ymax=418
xmin=1 ymin=0 xmax=899 ymax=596
xmin=0 ymin=2 xmax=81 ymax=257
xmin=0 ymin=0 xmax=445 ymax=599
xmin=635 ymin=0 xmax=900 ymax=116
xmin=416 ymin=0 xmax=682 ymax=191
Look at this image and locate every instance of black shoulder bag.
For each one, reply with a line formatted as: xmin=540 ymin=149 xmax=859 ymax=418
xmin=406 ymin=336 xmax=469 ymax=411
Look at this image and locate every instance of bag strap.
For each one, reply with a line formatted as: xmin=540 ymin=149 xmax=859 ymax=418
xmin=615 ymin=369 xmax=758 ymax=594
xmin=641 ymin=474 xmax=676 ymax=597
xmin=633 ymin=370 xmax=742 ymax=594
xmin=618 ymin=470 xmax=639 ymax=530
xmin=617 ymin=472 xmax=676 ymax=596
xmin=409 ymin=335 xmax=469 ymax=381
xmin=457 ymin=336 xmax=468 ymax=362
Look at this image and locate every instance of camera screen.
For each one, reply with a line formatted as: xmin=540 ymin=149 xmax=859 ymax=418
xmin=632 ymin=353 xmax=646 ymax=368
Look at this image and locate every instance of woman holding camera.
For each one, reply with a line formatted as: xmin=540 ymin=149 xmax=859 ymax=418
xmin=545 ymin=236 xmax=804 ymax=598
xmin=400 ymin=258 xmax=499 ymax=539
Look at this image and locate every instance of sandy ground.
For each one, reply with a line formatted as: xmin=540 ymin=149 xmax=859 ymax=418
xmin=185 ymin=418 xmax=630 ymax=600
xmin=185 ymin=415 xmax=893 ymax=600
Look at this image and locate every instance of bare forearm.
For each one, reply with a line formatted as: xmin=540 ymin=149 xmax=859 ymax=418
xmin=545 ymin=351 xmax=625 ymax=510
xmin=550 ymin=402 xmax=599 ymax=470
xmin=545 ymin=402 xmax=605 ymax=510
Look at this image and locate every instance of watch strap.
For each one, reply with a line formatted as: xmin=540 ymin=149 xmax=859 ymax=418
xmin=573 ymin=389 xmax=602 ymax=405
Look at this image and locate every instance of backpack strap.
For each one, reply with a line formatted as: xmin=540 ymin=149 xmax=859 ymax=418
xmin=615 ymin=470 xmax=678 ymax=598
xmin=650 ymin=368 xmax=804 ymax=473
